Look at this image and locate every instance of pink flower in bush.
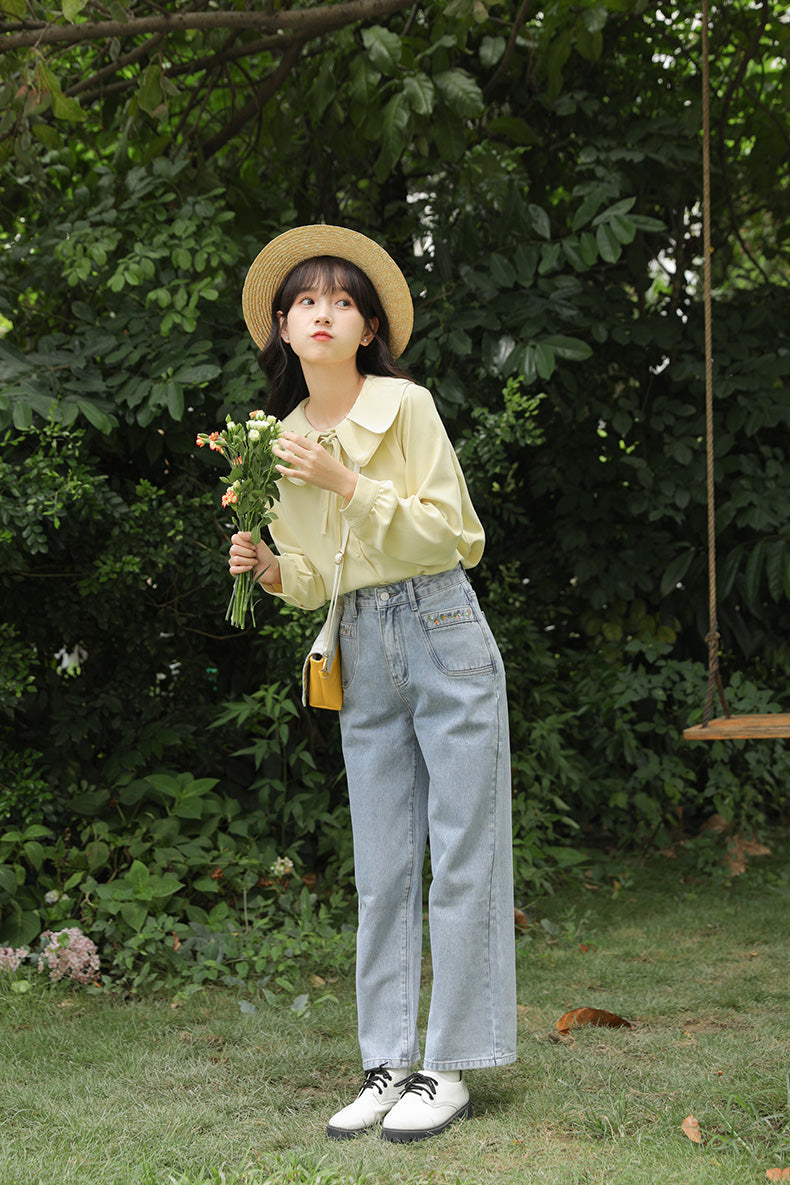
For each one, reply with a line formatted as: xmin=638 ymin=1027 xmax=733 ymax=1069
xmin=0 ymin=946 xmax=28 ymax=972
xmin=39 ymin=928 xmax=100 ymax=984
xmin=221 ymin=487 xmax=238 ymax=507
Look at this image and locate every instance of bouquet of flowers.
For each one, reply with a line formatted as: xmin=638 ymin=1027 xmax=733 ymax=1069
xmin=197 ymin=410 xmax=283 ymax=629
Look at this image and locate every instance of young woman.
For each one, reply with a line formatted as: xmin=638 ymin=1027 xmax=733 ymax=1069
xmin=229 ymin=225 xmax=517 ymax=1143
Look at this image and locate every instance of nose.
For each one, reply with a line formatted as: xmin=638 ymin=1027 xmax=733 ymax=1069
xmin=313 ymin=298 xmax=333 ymax=323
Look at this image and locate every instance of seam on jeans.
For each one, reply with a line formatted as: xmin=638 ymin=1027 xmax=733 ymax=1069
xmin=401 ymin=736 xmax=419 ymax=1063
xmin=486 ymin=650 xmax=510 ymax=1059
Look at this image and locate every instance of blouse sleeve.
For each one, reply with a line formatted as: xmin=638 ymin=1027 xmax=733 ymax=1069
xmin=340 ymin=384 xmax=476 ymax=569
xmin=263 ymin=520 xmax=329 ymax=611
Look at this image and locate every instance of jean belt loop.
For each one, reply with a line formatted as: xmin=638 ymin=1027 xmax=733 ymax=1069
xmin=406 ymin=577 xmax=418 ymax=612
xmin=345 ymin=587 xmax=357 ymax=618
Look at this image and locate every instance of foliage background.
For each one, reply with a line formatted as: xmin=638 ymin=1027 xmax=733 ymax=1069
xmin=0 ymin=0 xmax=789 ymax=967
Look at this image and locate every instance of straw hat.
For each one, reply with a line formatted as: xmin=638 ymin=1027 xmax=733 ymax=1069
xmin=242 ymin=225 xmax=413 ymax=358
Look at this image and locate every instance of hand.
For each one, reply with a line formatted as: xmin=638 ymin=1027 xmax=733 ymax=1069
xmin=229 ymin=532 xmax=281 ymax=587
xmin=272 ymin=432 xmax=358 ymax=502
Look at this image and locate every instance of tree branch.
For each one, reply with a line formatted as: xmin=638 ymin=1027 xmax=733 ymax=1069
xmin=0 ymin=0 xmax=412 ymax=53
xmin=200 ymin=37 xmax=304 ymax=160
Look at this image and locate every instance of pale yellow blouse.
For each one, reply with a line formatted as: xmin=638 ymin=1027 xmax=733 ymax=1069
xmin=265 ymin=375 xmax=485 ymax=611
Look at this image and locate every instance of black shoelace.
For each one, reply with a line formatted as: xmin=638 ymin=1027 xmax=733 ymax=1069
xmin=394 ymin=1071 xmax=440 ymax=1100
xmin=359 ymin=1064 xmax=403 ymax=1097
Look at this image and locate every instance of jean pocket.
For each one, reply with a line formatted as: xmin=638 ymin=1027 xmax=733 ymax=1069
xmin=420 ymin=605 xmax=495 ymax=676
xmin=339 ymin=620 xmax=358 ymax=689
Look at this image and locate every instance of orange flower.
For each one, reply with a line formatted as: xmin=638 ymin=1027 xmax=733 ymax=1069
xmin=221 ymin=488 xmax=238 ymax=507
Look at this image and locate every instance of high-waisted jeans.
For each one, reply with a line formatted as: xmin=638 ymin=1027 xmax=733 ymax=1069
xmin=338 ymin=565 xmax=517 ymax=1072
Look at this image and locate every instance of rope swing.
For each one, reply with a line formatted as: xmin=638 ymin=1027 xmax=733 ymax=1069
xmin=683 ymin=0 xmax=790 ymax=741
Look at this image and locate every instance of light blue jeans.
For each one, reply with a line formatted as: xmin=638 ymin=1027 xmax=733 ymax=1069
xmin=338 ymin=565 xmax=517 ymax=1072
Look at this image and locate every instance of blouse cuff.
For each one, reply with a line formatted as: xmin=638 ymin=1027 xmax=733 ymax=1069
xmin=341 ymin=473 xmax=380 ymax=529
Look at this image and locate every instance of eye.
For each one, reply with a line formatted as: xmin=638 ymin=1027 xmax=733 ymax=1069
xmin=298 ymin=296 xmax=315 ymax=306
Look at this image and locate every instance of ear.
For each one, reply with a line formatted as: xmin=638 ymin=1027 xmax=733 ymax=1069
xmin=277 ymin=310 xmax=290 ymax=344
xmin=361 ymin=316 xmax=379 ymax=346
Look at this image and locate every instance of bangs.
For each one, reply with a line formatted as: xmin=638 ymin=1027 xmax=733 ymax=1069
xmin=275 ymin=256 xmax=381 ymax=317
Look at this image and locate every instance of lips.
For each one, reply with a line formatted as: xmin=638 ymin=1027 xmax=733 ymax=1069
xmin=311 ymin=332 xmax=333 ymax=340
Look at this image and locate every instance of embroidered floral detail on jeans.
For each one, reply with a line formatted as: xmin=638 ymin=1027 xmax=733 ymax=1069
xmin=424 ymin=607 xmax=473 ymax=628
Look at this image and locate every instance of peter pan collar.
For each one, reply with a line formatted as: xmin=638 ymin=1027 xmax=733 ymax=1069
xmin=292 ymin=375 xmax=410 ymax=467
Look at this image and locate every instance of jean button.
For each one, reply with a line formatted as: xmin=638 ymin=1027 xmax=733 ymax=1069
xmin=379 ymin=590 xmax=390 ymax=603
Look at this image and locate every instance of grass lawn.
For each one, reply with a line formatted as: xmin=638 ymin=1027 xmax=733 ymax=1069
xmin=1 ymin=845 xmax=789 ymax=1185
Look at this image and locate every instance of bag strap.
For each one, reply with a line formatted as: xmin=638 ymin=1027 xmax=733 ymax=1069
xmin=322 ymin=464 xmax=359 ymax=645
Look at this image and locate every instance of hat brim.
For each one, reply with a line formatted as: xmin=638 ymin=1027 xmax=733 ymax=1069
xmin=242 ymin=225 xmax=414 ymax=358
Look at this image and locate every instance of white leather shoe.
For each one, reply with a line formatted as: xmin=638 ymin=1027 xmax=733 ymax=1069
xmin=326 ymin=1065 xmax=407 ymax=1139
xmin=381 ymin=1071 xmax=471 ymax=1142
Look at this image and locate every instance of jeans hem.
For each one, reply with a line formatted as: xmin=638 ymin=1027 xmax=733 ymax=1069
xmin=422 ymin=1052 xmax=517 ymax=1072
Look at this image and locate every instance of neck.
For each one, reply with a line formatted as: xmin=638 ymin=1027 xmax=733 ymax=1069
xmin=300 ymin=359 xmax=366 ymax=430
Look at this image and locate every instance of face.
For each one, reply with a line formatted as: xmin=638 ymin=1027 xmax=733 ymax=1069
xmin=279 ymin=286 xmax=378 ymax=367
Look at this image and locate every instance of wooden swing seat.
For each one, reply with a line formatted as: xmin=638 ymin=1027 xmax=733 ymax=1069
xmin=683 ymin=714 xmax=790 ymax=740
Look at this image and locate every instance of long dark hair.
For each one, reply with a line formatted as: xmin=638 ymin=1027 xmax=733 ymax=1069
xmin=258 ymin=256 xmax=411 ymax=419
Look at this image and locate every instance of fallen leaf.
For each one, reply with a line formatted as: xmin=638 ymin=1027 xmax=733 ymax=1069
xmin=726 ymin=834 xmax=772 ymax=876
xmin=554 ymin=1007 xmax=632 ymax=1035
xmin=681 ymin=1114 xmax=702 ymax=1144
xmin=700 ymin=812 xmax=730 ymax=834
xmin=514 ymin=908 xmax=529 ymax=930
xmin=310 ymin=974 xmax=326 ymax=988
xmin=765 ymin=1169 xmax=790 ymax=1180
xmin=172 ymin=931 xmax=181 ymax=952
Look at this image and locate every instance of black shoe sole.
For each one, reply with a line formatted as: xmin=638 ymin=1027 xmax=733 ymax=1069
xmin=326 ymin=1124 xmax=366 ymax=1140
xmin=381 ymin=1101 xmax=472 ymax=1143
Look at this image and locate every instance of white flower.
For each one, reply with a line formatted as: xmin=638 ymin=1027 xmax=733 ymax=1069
xmin=44 ymin=890 xmax=62 ymax=905
xmin=248 ymin=428 xmax=260 ymax=442
xmin=270 ymin=856 xmax=294 ymax=879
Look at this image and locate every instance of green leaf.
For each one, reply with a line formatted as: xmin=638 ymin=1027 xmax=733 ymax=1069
xmin=435 ymin=70 xmax=484 ymax=118
xmin=172 ymin=363 xmax=221 ymax=384
xmin=537 ymin=243 xmax=561 ymax=274
xmin=610 ymin=214 xmax=637 ymax=244
xmin=126 ymin=860 xmax=150 ymax=894
xmin=86 ymin=840 xmax=110 ymax=872
xmin=489 ymin=254 xmax=515 ymax=287
xmin=403 ymin=74 xmax=435 ymax=116
xmin=0 ymin=865 xmax=17 ymax=895
xmin=766 ymin=540 xmax=785 ymax=603
xmin=572 ymin=191 xmax=606 ymax=232
xmin=535 ymin=344 xmax=556 ymax=380
xmin=349 ymin=56 xmax=381 ymax=114
xmin=582 ymin=4 xmax=608 ymax=34
xmin=542 ymin=335 xmax=593 ymax=362
xmin=522 ymin=344 xmax=538 ymax=385
xmin=480 ymin=35 xmax=506 ymax=68
xmin=528 ymin=204 xmax=551 ymax=240
xmin=593 ymin=197 xmax=636 ymax=224
xmin=49 ymin=83 xmax=88 ymax=123
xmin=660 ymin=547 xmax=695 ymax=597
xmin=0 ymin=0 xmax=26 ymax=15
xmin=138 ymin=64 xmax=164 ymax=117
xmin=62 ymin=0 xmax=87 ymax=20
xmin=596 ymin=223 xmax=622 ymax=263
xmin=22 ymin=841 xmax=44 ymax=870
xmin=74 ymin=399 xmax=117 ymax=433
xmin=485 ymin=116 xmax=538 ymax=145
xmin=120 ymin=901 xmax=148 ymax=932
xmin=376 ymin=93 xmax=409 ymax=175
xmin=164 ymin=381 xmax=184 ymax=421
xmin=361 ymin=26 xmax=402 ymax=74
